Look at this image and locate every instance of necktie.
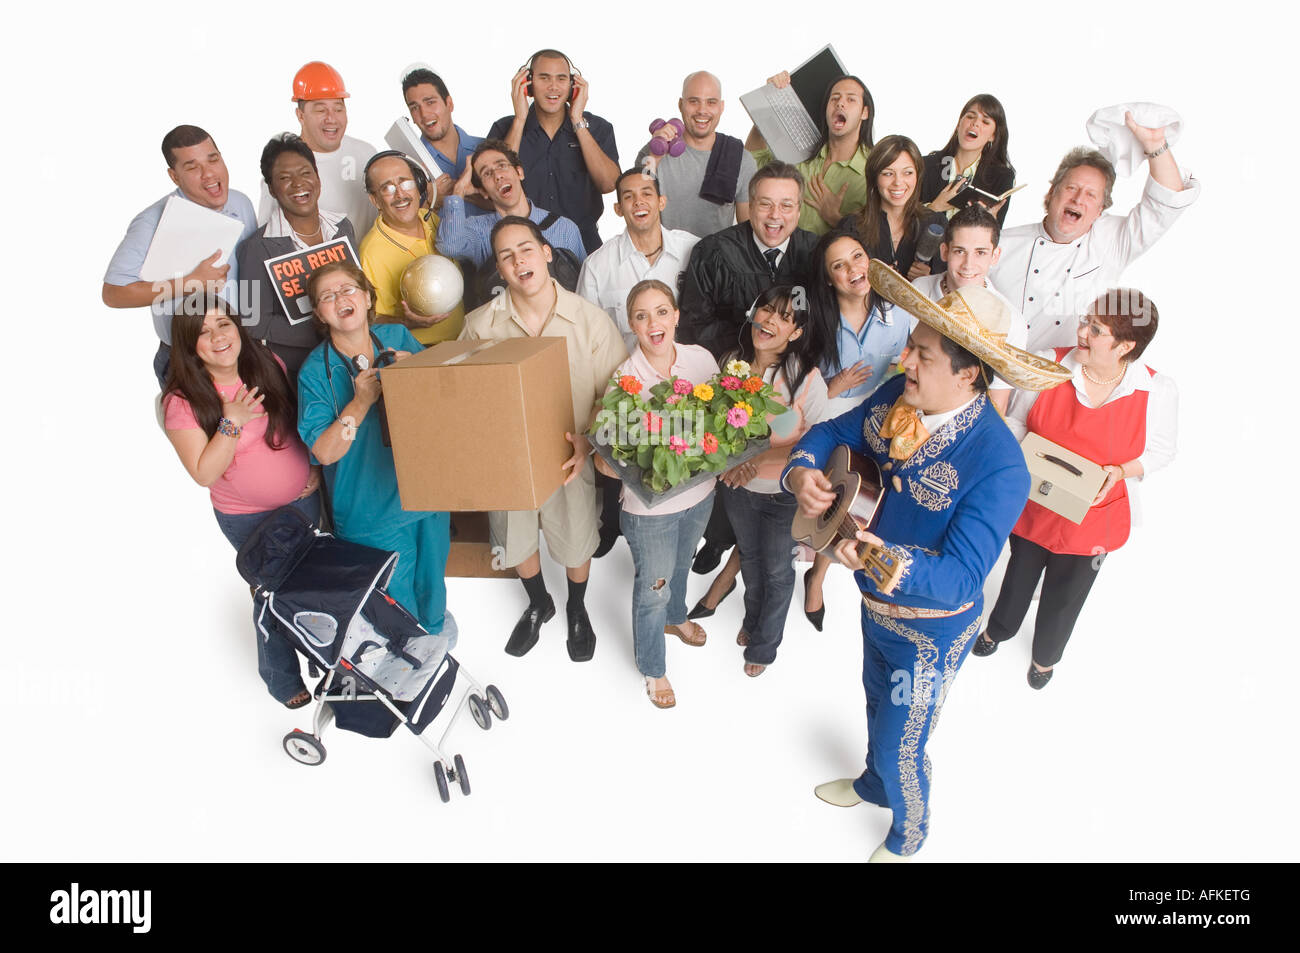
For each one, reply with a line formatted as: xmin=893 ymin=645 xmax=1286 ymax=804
xmin=878 ymin=398 xmax=930 ymax=461
xmin=763 ymin=247 xmax=781 ymax=277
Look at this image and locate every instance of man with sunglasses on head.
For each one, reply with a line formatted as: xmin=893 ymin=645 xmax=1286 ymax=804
xmin=359 ymin=151 xmax=465 ymax=345
xmin=488 ymin=49 xmax=618 ymax=254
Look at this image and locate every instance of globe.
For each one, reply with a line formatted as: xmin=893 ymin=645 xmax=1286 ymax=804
xmin=400 ymin=254 xmax=464 ymax=316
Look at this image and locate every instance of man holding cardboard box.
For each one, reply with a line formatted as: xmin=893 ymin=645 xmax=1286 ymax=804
xmin=460 ymin=216 xmax=626 ymax=660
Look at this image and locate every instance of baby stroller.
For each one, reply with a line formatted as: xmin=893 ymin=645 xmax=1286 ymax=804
xmin=236 ymin=505 xmax=508 ymax=802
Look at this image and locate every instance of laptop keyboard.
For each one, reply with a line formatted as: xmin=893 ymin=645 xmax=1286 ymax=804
xmin=767 ymin=85 xmax=821 ymax=154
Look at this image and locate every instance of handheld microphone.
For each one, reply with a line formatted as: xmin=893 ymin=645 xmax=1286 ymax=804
xmin=914 ymin=223 xmax=945 ymax=264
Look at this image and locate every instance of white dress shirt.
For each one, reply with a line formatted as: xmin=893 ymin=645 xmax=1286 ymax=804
xmin=990 ymin=173 xmax=1200 ymax=351
xmin=576 ymin=226 xmax=699 ymax=352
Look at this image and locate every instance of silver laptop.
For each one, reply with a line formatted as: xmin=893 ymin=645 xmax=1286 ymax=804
xmin=740 ymin=45 xmax=849 ymax=164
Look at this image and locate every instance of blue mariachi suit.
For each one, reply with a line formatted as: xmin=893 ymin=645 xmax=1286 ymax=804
xmin=783 ymin=375 xmax=1029 ymax=855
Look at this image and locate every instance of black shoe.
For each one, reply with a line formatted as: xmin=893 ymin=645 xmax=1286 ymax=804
xmin=592 ymin=529 xmax=620 ymax=559
xmin=566 ymin=603 xmax=597 ymax=662
xmin=803 ymin=569 xmax=825 ymax=632
xmin=688 ymin=580 xmax=737 ymax=620
xmin=972 ymin=631 xmax=998 ymax=657
xmin=1027 ymin=663 xmax=1054 ymax=690
xmin=505 ymin=598 xmax=554 ymax=657
xmin=691 ymin=542 xmax=726 ymax=575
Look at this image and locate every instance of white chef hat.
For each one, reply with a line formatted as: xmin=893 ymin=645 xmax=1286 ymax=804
xmin=1086 ymin=103 xmax=1183 ymax=177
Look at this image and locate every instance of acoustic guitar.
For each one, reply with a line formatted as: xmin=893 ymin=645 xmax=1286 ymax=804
xmin=790 ymin=445 xmax=906 ymax=596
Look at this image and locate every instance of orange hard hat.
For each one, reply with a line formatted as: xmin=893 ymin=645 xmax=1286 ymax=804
xmin=291 ymin=62 xmax=350 ymax=102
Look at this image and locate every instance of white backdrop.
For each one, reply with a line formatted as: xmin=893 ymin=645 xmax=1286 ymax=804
xmin=5 ymin=0 xmax=1295 ymax=862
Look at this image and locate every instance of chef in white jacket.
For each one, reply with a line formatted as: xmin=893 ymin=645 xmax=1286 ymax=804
xmin=991 ymin=112 xmax=1198 ymax=351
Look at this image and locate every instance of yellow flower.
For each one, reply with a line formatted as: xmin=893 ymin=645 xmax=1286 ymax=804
xmin=693 ymin=383 xmax=715 ymax=401
xmin=735 ymin=401 xmax=754 ymax=416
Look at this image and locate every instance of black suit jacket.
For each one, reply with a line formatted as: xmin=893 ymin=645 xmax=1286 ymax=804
xmin=678 ymin=222 xmax=820 ymax=359
xmin=920 ymin=150 xmax=1016 ymax=228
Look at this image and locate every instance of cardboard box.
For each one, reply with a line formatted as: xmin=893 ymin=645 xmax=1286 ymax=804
xmin=446 ymin=512 xmax=516 ymax=579
xmin=382 ymin=337 xmax=574 ymax=512
xmin=1021 ymin=432 xmax=1107 ymax=525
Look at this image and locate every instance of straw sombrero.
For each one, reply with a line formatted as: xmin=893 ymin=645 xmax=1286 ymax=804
xmin=869 ymin=260 xmax=1071 ymax=392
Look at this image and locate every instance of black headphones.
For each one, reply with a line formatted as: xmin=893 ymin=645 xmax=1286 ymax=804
xmin=363 ymin=149 xmax=430 ymax=206
xmin=521 ymin=50 xmax=580 ymax=103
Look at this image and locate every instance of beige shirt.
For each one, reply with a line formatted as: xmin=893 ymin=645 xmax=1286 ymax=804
xmin=460 ymin=279 xmax=627 ymax=431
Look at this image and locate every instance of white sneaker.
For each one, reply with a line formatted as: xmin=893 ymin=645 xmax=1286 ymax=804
xmin=868 ymin=841 xmax=910 ymax=863
xmin=814 ymin=778 xmax=863 ymax=808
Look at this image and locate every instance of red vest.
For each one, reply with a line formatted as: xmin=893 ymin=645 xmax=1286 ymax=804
xmin=1013 ymin=348 xmax=1152 ymax=555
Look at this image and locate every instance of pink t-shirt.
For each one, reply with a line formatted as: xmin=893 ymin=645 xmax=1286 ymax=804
xmin=164 ymin=378 xmax=312 ymax=516
xmin=613 ymin=343 xmax=720 ymax=517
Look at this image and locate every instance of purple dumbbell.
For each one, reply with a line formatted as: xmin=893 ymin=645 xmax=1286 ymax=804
xmin=648 ymin=118 xmax=686 ymax=157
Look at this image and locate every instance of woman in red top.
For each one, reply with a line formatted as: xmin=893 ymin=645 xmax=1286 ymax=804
xmin=973 ymin=290 xmax=1178 ymax=688
xmin=163 ymin=297 xmax=321 ymax=708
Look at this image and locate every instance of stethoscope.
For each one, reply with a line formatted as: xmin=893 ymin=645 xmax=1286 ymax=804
xmin=323 ymin=329 xmax=387 ymax=417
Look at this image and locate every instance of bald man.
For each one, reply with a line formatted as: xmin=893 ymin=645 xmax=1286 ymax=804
xmin=634 ymin=71 xmax=756 ymax=238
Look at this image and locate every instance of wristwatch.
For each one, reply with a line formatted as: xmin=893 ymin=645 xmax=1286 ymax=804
xmin=574 ymin=119 xmax=590 ymax=130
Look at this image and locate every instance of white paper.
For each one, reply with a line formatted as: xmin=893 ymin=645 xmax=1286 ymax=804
xmin=384 ymin=117 xmax=439 ymax=181
xmin=139 ymin=195 xmax=246 ymax=281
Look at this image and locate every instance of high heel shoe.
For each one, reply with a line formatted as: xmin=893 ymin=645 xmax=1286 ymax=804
xmin=688 ymin=580 xmax=736 ymax=620
xmin=803 ymin=569 xmax=825 ymax=632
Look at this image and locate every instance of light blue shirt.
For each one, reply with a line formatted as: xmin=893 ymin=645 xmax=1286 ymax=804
xmin=435 ymin=196 xmax=587 ymax=268
xmin=103 ymin=188 xmax=257 ymax=344
xmin=820 ymin=302 xmax=910 ymax=400
xmin=421 ymin=124 xmax=490 ymax=217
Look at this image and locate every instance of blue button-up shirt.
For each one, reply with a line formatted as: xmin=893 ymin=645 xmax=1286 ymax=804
xmin=820 ymin=302 xmax=910 ymax=400
xmin=103 ymin=188 xmax=258 ymax=344
xmin=421 ymin=124 xmax=491 ymax=217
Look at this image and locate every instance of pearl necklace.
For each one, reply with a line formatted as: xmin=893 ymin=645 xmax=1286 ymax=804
xmin=1081 ymin=361 xmax=1127 ymax=386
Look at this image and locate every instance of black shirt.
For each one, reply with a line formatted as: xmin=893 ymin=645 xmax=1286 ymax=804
xmin=487 ymin=109 xmax=618 ymax=255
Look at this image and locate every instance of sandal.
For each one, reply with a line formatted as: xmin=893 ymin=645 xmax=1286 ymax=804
xmin=284 ymin=688 xmax=312 ymax=710
xmin=744 ymin=663 xmax=767 ymax=678
xmin=645 ymin=676 xmax=676 ymax=709
xmin=666 ymin=621 xmax=707 ymax=647
xmin=736 ymin=630 xmax=749 ymax=646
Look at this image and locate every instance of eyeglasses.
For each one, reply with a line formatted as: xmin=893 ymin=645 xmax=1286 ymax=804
xmin=754 ymin=199 xmax=799 ymax=214
xmin=374 ymin=179 xmax=417 ymax=199
xmin=317 ymin=285 xmax=362 ymax=304
xmin=1080 ymin=318 xmax=1112 ymax=338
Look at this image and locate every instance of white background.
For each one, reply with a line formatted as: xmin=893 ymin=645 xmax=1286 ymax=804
xmin=5 ymin=0 xmax=1295 ymax=862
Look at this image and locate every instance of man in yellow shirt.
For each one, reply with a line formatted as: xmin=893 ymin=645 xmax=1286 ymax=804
xmin=358 ymin=151 xmax=465 ymax=345
xmin=746 ymin=74 xmax=874 ymax=235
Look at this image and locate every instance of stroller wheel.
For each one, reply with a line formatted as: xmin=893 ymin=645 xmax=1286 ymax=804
xmin=468 ymin=693 xmax=492 ymax=731
xmin=433 ymin=761 xmax=451 ymax=803
xmin=485 ymin=685 xmax=509 ymax=721
xmin=454 ymin=754 xmax=471 ymax=796
xmin=283 ymin=730 xmax=326 ymax=766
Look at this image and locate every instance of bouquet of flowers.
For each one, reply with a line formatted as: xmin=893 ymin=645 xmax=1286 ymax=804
xmin=590 ymin=359 xmax=789 ymax=500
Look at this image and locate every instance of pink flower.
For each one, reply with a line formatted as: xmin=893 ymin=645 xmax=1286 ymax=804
xmin=720 ymin=376 xmax=742 ymax=390
xmin=672 ymin=378 xmax=693 ymax=395
xmin=665 ymin=393 xmax=683 ymax=405
xmin=726 ymin=406 xmax=750 ymax=428
xmin=642 ymin=412 xmax=663 ymax=434
xmin=668 ymin=436 xmax=688 ymax=455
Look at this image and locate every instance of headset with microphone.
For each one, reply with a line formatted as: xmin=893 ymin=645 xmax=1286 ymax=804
xmin=363 ymin=149 xmax=431 ymax=208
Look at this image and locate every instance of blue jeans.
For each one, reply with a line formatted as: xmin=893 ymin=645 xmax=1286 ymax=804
xmin=620 ymin=496 xmax=714 ymax=678
xmin=213 ymin=494 xmax=321 ymax=703
xmin=720 ymin=485 xmax=799 ymax=665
